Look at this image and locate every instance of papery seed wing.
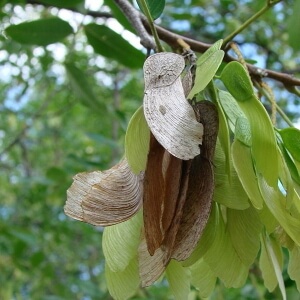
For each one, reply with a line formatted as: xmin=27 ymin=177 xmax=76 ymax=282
xmin=144 ymin=52 xmax=185 ymax=89
xmin=161 ymin=160 xmax=192 ymax=260
xmin=143 ymin=134 xmax=166 ymax=254
xmin=172 ymin=156 xmax=214 ymax=260
xmin=143 ymin=134 xmax=183 ymax=255
xmin=138 ymin=238 xmax=167 ymax=287
xmin=143 ymin=52 xmax=203 ymax=160
xmin=172 ymin=101 xmax=219 ymax=260
xmin=65 ymin=159 xmax=143 ymax=226
xmin=140 ymin=161 xmax=191 ymax=287
xmin=193 ymin=101 xmax=219 ymax=158
xmin=160 ymin=151 xmax=183 ymax=236
xmin=181 ymin=68 xmax=193 ymax=97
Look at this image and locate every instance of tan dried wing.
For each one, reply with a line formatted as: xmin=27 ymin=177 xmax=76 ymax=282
xmin=161 ymin=159 xmax=192 ymax=260
xmin=172 ymin=156 xmax=214 ymax=260
xmin=143 ymin=134 xmax=166 ymax=254
xmin=143 ymin=52 xmax=203 ymax=160
xmin=65 ymin=159 xmax=143 ymax=226
xmin=172 ymin=101 xmax=219 ymax=260
xmin=138 ymin=238 xmax=167 ymax=287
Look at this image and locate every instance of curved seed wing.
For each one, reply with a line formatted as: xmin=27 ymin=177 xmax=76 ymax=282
xmin=138 ymin=238 xmax=167 ymax=287
xmin=65 ymin=159 xmax=143 ymax=226
xmin=143 ymin=52 xmax=203 ymax=160
xmin=172 ymin=101 xmax=219 ymax=260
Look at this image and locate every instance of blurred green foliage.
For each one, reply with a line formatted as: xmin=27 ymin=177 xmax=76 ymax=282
xmin=0 ymin=0 xmax=299 ymax=299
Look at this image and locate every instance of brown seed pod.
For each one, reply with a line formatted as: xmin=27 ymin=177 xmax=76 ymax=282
xmin=140 ymin=101 xmax=219 ymax=286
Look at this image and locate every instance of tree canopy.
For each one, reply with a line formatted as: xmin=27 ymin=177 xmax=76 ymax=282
xmin=1 ymin=0 xmax=300 ymax=299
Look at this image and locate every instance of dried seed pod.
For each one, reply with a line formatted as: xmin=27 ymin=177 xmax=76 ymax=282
xmin=141 ymin=101 xmax=218 ymax=284
xmin=65 ymin=159 xmax=143 ymax=226
xmin=143 ymin=134 xmax=183 ymax=255
xmin=141 ymin=134 xmax=192 ymax=286
xmin=143 ymin=52 xmax=203 ymax=160
xmin=172 ymin=101 xmax=219 ymax=260
xmin=138 ymin=238 xmax=167 ymax=287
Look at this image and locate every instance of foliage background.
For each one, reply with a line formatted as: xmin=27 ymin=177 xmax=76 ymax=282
xmin=0 ymin=0 xmax=299 ymax=299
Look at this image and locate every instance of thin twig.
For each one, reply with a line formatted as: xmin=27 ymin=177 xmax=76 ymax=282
xmin=222 ymin=0 xmax=282 ymax=47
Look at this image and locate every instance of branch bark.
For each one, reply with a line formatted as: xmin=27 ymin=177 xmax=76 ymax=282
xmin=114 ymin=0 xmax=156 ymax=49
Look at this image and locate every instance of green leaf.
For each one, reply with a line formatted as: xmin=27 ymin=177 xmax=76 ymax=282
xmin=278 ymin=141 xmax=300 ymax=186
xmin=105 ymin=257 xmax=140 ymax=300
xmin=288 ymin=0 xmax=300 ymax=51
xmin=196 ymin=39 xmax=223 ymax=65
xmin=277 ymin=146 xmax=299 ymax=211
xmin=220 ymin=61 xmax=254 ymax=101
xmin=166 ymin=260 xmax=190 ymax=300
xmin=288 ymin=245 xmax=300 ymax=292
xmin=64 ymin=62 xmax=104 ymax=111
xmin=227 ymin=206 xmax=262 ymax=267
xmin=259 ymin=177 xmax=300 ymax=246
xmin=258 ymin=205 xmax=279 ymax=235
xmin=189 ymin=258 xmax=216 ymax=298
xmin=84 ymin=24 xmax=145 ymax=69
xmin=46 ymin=167 xmax=66 ymax=182
xmin=274 ymin=227 xmax=295 ymax=250
xmin=187 ymin=48 xmax=224 ymax=99
xmin=9 ymin=229 xmax=36 ymax=245
xmin=279 ymin=128 xmax=300 ymax=162
xmin=30 ymin=251 xmax=45 ymax=267
xmin=102 ymin=212 xmax=142 ymax=272
xmin=136 ymin=0 xmax=166 ymax=20
xmin=214 ymin=141 xmax=250 ymax=210
xmin=231 ymin=139 xmax=264 ymax=209
xmin=86 ymin=133 xmax=119 ymax=148
xmin=289 ymin=189 xmax=300 ymax=219
xmin=37 ymin=0 xmax=83 ymax=8
xmin=183 ymin=203 xmax=218 ymax=266
xmin=259 ymin=233 xmax=286 ymax=299
xmin=5 ymin=17 xmax=73 ymax=46
xmin=125 ymin=106 xmax=150 ymax=174
xmin=235 ymin=117 xmax=252 ymax=147
xmin=203 ymin=209 xmax=249 ymax=288
xmin=215 ymin=92 xmax=232 ymax=177
xmin=218 ymin=89 xmax=245 ymax=133
xmin=221 ymin=62 xmax=279 ymax=188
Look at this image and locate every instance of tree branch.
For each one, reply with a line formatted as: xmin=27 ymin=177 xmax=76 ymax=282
xmin=114 ymin=0 xmax=156 ymax=49
xmin=25 ymin=0 xmax=300 ymax=87
xmin=141 ymin=18 xmax=300 ymax=87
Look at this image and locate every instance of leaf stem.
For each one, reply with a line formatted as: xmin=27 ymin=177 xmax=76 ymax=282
xmin=222 ymin=0 xmax=282 ymax=47
xmin=138 ymin=0 xmax=164 ymax=52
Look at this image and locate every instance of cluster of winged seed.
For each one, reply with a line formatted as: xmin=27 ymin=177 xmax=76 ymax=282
xmin=64 ymin=52 xmax=219 ymax=286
